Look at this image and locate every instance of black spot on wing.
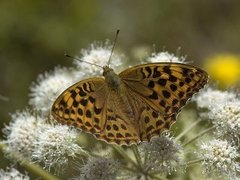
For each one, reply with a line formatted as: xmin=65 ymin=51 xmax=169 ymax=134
xmin=149 ymin=91 xmax=158 ymax=100
xmin=162 ymin=90 xmax=171 ymax=98
xmin=153 ymin=67 xmax=161 ymax=78
xmin=145 ymin=67 xmax=152 ymax=78
xmin=158 ymin=79 xmax=167 ymax=86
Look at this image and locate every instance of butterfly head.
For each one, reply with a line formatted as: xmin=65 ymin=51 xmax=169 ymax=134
xmin=103 ymin=65 xmax=121 ymax=89
xmin=103 ymin=65 xmax=113 ymax=76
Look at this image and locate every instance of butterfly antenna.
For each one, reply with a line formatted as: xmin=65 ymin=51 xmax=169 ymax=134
xmin=108 ymin=29 xmax=120 ymax=67
xmin=64 ymin=53 xmax=103 ymax=68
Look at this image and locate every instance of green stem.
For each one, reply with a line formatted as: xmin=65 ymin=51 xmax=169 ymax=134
xmin=111 ymin=145 xmax=139 ymax=169
xmin=182 ymin=126 xmax=214 ymax=147
xmin=20 ymin=160 xmax=60 ymax=180
xmin=131 ymin=145 xmax=142 ymax=168
xmin=185 ymin=158 xmax=203 ymax=166
xmin=0 ymin=143 xmax=60 ymax=180
xmin=175 ymin=118 xmax=202 ymax=141
xmin=148 ymin=173 xmax=164 ymax=180
xmin=121 ymin=165 xmax=137 ymax=172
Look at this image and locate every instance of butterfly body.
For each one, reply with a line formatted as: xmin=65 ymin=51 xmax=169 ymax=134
xmin=52 ymin=63 xmax=208 ymax=146
xmin=103 ymin=66 xmax=137 ymax=132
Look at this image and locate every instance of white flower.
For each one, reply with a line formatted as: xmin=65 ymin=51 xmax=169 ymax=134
xmin=32 ymin=124 xmax=84 ymax=172
xmin=3 ymin=110 xmax=84 ymax=173
xmin=29 ymin=67 xmax=76 ymax=114
xmin=139 ymin=135 xmax=183 ymax=174
xmin=0 ymin=167 xmax=29 ymax=180
xmin=3 ymin=110 xmax=44 ymax=160
xmin=77 ymin=156 xmax=119 ymax=180
xmin=147 ymin=51 xmax=186 ymax=63
xmin=73 ymin=41 xmax=124 ymax=77
xmin=193 ymin=87 xmax=237 ymax=109
xmin=199 ymin=139 xmax=240 ymax=179
xmin=209 ymin=100 xmax=240 ymax=138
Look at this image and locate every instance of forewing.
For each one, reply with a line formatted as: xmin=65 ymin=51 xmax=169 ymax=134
xmin=120 ymin=63 xmax=208 ymax=115
xmin=52 ymin=78 xmax=108 ymax=133
xmin=52 ymin=77 xmax=140 ymax=146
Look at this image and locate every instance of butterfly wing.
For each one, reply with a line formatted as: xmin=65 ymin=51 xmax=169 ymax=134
xmin=119 ymin=63 xmax=208 ymax=140
xmin=52 ymin=78 xmax=108 ymax=133
xmin=94 ymin=91 xmax=141 ymax=145
xmin=52 ymin=77 xmax=140 ymax=145
xmin=123 ymin=87 xmax=176 ymax=141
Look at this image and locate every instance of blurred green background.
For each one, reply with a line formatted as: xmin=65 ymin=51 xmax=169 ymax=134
xmin=1 ymin=0 xmax=240 ymax=172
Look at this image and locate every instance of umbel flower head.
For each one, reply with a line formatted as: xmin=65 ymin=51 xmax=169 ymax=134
xmin=139 ymin=135 xmax=183 ymax=175
xmin=3 ymin=109 xmax=84 ymax=173
xmin=3 ymin=110 xmax=44 ymax=160
xmin=29 ymin=67 xmax=76 ymax=114
xmin=0 ymin=167 xmax=29 ymax=180
xmin=208 ymin=99 xmax=240 ymax=138
xmin=193 ymin=87 xmax=237 ymax=109
xmin=73 ymin=40 xmax=124 ymax=77
xmin=77 ymin=156 xmax=120 ymax=180
xmin=199 ymin=139 xmax=240 ymax=179
xmin=32 ymin=123 xmax=84 ymax=172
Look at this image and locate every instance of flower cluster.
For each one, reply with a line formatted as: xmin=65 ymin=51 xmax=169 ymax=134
xmin=199 ymin=139 xmax=240 ymax=179
xmin=139 ymin=135 xmax=183 ymax=174
xmin=195 ymin=86 xmax=240 ymax=178
xmin=77 ymin=156 xmax=120 ymax=180
xmin=29 ymin=67 xmax=76 ymax=115
xmin=74 ymin=41 xmax=124 ymax=76
xmin=209 ymin=100 xmax=240 ymax=139
xmin=3 ymin=110 xmax=83 ymax=172
xmin=195 ymin=87 xmax=240 ymax=141
xmin=32 ymin=123 xmax=84 ymax=172
xmin=3 ymin=110 xmax=43 ymax=159
xmin=193 ymin=87 xmax=237 ymax=109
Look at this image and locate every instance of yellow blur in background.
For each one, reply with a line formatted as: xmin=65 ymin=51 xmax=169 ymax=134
xmin=205 ymin=54 xmax=240 ymax=88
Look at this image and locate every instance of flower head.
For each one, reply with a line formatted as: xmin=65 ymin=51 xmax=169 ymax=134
xmin=147 ymin=51 xmax=186 ymax=63
xmin=199 ymin=139 xmax=240 ymax=179
xmin=3 ymin=110 xmax=44 ymax=159
xmin=32 ymin=124 xmax=84 ymax=172
xmin=74 ymin=41 xmax=124 ymax=77
xmin=77 ymin=156 xmax=119 ymax=180
xmin=208 ymin=99 xmax=240 ymax=138
xmin=0 ymin=167 xmax=29 ymax=180
xmin=193 ymin=87 xmax=237 ymax=109
xmin=29 ymin=67 xmax=76 ymax=115
xmin=139 ymin=135 xmax=183 ymax=174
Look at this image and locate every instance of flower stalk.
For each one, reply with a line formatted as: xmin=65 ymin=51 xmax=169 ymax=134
xmin=182 ymin=126 xmax=215 ymax=147
xmin=175 ymin=118 xmax=203 ymax=141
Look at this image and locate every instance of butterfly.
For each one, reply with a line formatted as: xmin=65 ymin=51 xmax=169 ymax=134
xmin=51 ymin=61 xmax=208 ymax=146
